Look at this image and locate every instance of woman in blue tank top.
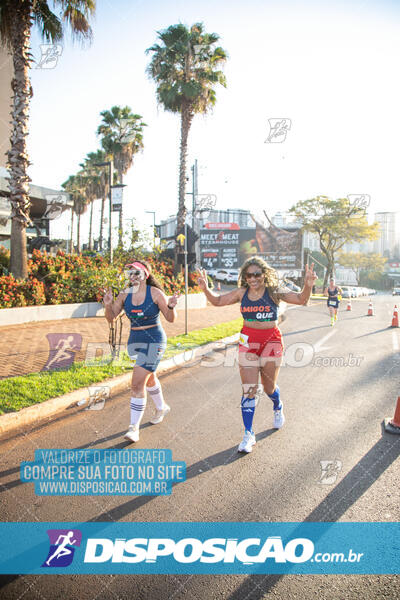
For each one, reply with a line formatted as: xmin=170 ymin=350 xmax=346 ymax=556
xmin=103 ymin=260 xmax=179 ymax=443
xmin=324 ymin=277 xmax=342 ymax=326
xmin=197 ymin=256 xmax=317 ymax=454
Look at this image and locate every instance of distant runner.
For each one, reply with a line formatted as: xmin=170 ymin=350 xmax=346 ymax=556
xmin=103 ymin=260 xmax=179 ymax=443
xmin=197 ymin=257 xmax=317 ymax=453
xmin=324 ymin=278 xmax=342 ymax=326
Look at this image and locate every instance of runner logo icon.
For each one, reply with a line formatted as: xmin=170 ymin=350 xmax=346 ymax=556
xmin=42 ymin=529 xmax=82 ymax=567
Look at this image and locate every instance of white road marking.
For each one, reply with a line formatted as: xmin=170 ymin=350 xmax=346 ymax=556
xmin=314 ymin=329 xmax=337 ymax=352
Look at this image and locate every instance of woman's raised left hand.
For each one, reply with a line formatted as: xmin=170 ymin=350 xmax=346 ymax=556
xmin=168 ymin=292 xmax=180 ymax=308
xmin=304 ymin=262 xmax=318 ymax=286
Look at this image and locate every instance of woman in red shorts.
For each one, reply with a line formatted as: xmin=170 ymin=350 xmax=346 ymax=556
xmin=197 ymin=257 xmax=317 ymax=453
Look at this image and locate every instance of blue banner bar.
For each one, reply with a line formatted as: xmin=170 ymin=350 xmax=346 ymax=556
xmin=0 ymin=522 xmax=398 ymax=574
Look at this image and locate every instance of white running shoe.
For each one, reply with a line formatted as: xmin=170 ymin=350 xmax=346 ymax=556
xmin=238 ymin=430 xmax=256 ymax=453
xmin=150 ymin=404 xmax=171 ymax=425
xmin=273 ymin=407 xmax=285 ymax=429
xmin=124 ymin=424 xmax=139 ymax=443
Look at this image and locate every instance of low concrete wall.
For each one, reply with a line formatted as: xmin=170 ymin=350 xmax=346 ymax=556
xmin=0 ymin=302 xmax=105 ymax=326
xmin=0 ymin=293 xmax=207 ymax=326
xmin=176 ymin=292 xmax=206 ymax=310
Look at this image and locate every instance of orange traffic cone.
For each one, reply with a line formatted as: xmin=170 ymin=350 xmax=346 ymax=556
xmin=367 ymin=301 xmax=374 ymax=316
xmin=384 ymin=396 xmax=400 ymax=434
xmin=217 ymin=281 xmax=221 ymax=291
xmin=346 ymin=300 xmax=352 ymax=311
xmin=391 ymin=305 xmax=399 ymax=328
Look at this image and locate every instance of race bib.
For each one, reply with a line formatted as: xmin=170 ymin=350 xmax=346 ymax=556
xmin=239 ymin=333 xmax=250 ymax=348
xmin=328 ymin=300 xmax=337 ymax=306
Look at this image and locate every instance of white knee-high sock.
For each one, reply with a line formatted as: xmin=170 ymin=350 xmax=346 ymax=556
xmin=130 ymin=396 xmax=146 ymax=426
xmin=146 ymin=379 xmax=166 ymax=410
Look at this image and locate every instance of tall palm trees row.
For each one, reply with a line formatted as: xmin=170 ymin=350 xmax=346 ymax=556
xmin=62 ymin=106 xmax=146 ymax=253
xmin=1 ymin=0 xmax=228 ymax=278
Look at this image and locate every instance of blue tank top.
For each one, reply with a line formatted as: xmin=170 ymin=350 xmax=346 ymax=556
xmin=240 ymin=287 xmax=279 ymax=322
xmin=328 ymin=287 xmax=338 ymax=297
xmin=124 ymin=285 xmax=160 ymax=327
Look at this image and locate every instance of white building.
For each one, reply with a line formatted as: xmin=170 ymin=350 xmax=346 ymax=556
xmin=158 ymin=208 xmax=253 ymax=246
xmin=373 ymin=212 xmax=400 ymax=257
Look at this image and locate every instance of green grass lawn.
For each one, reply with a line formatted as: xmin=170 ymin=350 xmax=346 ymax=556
xmin=0 ymin=318 xmax=242 ymax=415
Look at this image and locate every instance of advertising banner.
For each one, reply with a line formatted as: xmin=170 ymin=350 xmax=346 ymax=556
xmin=200 ymin=224 xmax=244 ymax=268
xmin=242 ymin=222 xmax=303 ymax=270
xmin=200 ymin=223 xmax=303 ymax=271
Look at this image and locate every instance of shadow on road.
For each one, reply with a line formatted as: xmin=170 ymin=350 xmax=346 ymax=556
xmin=0 ymin=418 xmax=162 ymax=491
xmin=88 ymin=432 xmax=277 ymax=522
xmin=354 ymin=327 xmax=394 ymax=338
xmin=283 ymin=325 xmax=330 ymax=337
xmin=225 ymin=432 xmax=400 ymax=600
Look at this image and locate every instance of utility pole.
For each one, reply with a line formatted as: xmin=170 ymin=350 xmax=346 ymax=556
xmin=191 ymin=159 xmax=198 ymax=228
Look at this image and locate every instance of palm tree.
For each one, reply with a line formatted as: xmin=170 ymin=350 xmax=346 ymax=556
xmin=62 ymin=172 xmax=89 ymax=253
xmin=146 ymin=23 xmax=227 ymax=237
xmin=80 ymin=152 xmax=108 ymax=250
xmin=0 ymin=0 xmax=95 ymax=279
xmin=97 ymin=106 xmax=146 ymax=247
xmin=82 ymin=150 xmax=109 ymax=251
xmin=62 ymin=174 xmax=76 ymax=253
xmin=74 ymin=193 xmax=88 ymax=254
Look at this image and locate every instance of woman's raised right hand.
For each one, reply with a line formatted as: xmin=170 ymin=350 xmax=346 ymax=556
xmin=103 ymin=288 xmax=113 ymax=306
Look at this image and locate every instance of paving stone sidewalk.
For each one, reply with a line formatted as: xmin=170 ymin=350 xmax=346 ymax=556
xmin=0 ymin=303 xmax=241 ymax=379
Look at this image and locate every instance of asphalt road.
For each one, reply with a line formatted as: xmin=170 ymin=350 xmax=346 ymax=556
xmin=1 ymin=294 xmax=399 ymax=599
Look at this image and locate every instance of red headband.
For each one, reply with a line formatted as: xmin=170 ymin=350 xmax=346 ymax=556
xmin=125 ymin=262 xmax=150 ymax=278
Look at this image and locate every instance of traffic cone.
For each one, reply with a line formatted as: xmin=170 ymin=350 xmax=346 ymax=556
xmin=384 ymin=396 xmax=400 ymax=434
xmin=391 ymin=305 xmax=399 ymax=328
xmin=367 ymin=301 xmax=374 ymax=316
xmin=346 ymin=300 xmax=352 ymax=311
xmin=217 ymin=281 xmax=221 ymax=291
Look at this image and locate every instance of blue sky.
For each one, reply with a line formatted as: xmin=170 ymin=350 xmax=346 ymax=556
xmin=25 ymin=0 xmax=400 ymax=242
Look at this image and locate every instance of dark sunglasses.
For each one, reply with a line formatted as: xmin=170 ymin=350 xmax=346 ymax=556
xmin=245 ymin=271 xmax=263 ymax=279
xmin=126 ymin=269 xmax=142 ymax=277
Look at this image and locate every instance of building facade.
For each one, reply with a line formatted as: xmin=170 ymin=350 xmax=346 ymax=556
xmin=373 ymin=212 xmax=400 ymax=257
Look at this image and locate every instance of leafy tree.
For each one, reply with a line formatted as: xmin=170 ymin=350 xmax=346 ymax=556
xmin=146 ymin=22 xmax=227 ymax=260
xmin=338 ymin=251 xmax=387 ymax=285
xmin=0 ymin=0 xmax=95 ymax=279
xmin=289 ymin=196 xmax=380 ymax=288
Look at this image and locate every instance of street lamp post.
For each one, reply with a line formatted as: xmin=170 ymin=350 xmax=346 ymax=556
xmin=191 ymin=159 xmax=198 ymax=229
xmin=176 ymin=228 xmax=188 ymax=335
xmin=184 ymin=219 xmax=188 ymax=335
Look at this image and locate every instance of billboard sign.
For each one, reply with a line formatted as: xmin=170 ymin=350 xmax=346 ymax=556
xmin=111 ymin=185 xmax=124 ymax=212
xmin=244 ymin=222 xmax=304 ymax=270
xmin=200 ymin=226 xmax=242 ymax=268
xmin=200 ymin=222 xmax=303 ymax=271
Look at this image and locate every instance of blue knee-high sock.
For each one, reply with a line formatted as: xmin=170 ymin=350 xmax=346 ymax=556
xmin=268 ymin=386 xmax=282 ymax=410
xmin=241 ymin=396 xmax=256 ymax=433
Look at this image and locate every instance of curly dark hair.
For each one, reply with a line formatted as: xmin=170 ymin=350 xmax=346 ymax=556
xmin=127 ymin=259 xmax=164 ymax=292
xmin=238 ymin=256 xmax=281 ymax=304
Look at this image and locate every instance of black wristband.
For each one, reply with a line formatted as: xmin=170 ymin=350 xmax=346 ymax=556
xmin=167 ymin=304 xmax=174 ymax=310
